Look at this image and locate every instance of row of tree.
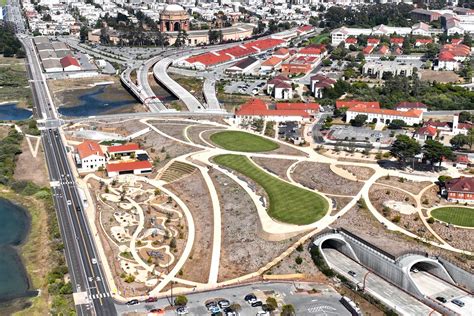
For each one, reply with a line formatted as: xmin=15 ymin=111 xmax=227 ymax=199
xmin=0 ymin=23 xmax=25 ymax=57
xmin=390 ymin=135 xmax=454 ymax=167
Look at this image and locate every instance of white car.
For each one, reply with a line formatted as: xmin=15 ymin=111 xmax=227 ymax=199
xmin=256 ymin=312 xmax=270 ymax=316
xmin=67 ymin=200 xmax=72 ymax=206
xmin=91 ymin=258 xmax=97 ymax=264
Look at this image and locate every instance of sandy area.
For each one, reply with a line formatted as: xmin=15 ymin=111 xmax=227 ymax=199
xmin=164 ymin=171 xmax=213 ymax=283
xmin=210 ymin=169 xmax=298 ymax=281
xmin=292 ymin=162 xmax=363 ymax=196
xmin=335 ymin=165 xmax=375 ymax=181
xmin=252 ymin=157 xmax=295 ymax=181
xmin=376 ymin=176 xmax=432 ymax=195
xmin=13 ymin=137 xmax=50 ymax=187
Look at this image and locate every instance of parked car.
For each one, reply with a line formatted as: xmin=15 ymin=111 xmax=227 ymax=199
xmin=176 ymin=306 xmax=188 ymax=315
xmin=348 ymin=270 xmax=357 ymax=277
xmin=451 ymin=299 xmax=465 ymax=307
xmin=205 ymin=301 xmax=218 ymax=310
xmin=126 ymin=299 xmax=139 ymax=306
xmin=145 ymin=297 xmax=158 ymax=303
xmin=218 ymin=299 xmax=231 ymax=308
xmin=209 ymin=306 xmax=221 ymax=314
xmin=244 ymin=294 xmax=257 ymax=303
xmin=149 ymin=309 xmax=165 ymax=315
xmin=436 ymin=297 xmax=447 ymax=303
xmin=251 ymin=301 xmax=263 ymax=307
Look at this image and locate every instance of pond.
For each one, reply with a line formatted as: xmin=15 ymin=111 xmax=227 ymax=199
xmin=0 ymin=103 xmax=32 ymax=121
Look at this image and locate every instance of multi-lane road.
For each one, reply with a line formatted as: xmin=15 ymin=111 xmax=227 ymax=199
xmin=20 ymin=30 xmax=117 ymax=315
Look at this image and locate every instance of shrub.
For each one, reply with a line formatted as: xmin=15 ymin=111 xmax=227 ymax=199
xmin=124 ymin=274 xmax=135 ymax=283
xmin=392 ymin=215 xmax=401 ymax=223
xmin=266 ymin=297 xmax=278 ymax=311
xmin=296 ymin=244 xmax=304 ymax=252
xmin=295 ymin=256 xmax=303 ymax=265
xmin=174 ymin=295 xmax=188 ymax=306
xmin=427 ymin=217 xmax=435 ymax=224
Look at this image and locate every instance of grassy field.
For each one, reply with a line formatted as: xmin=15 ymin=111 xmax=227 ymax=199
xmin=213 ymin=154 xmax=328 ymax=225
xmin=431 ymin=207 xmax=474 ymax=227
xmin=0 ymin=0 xmax=6 ymax=7
xmin=0 ymin=56 xmax=32 ymax=107
xmin=210 ymin=131 xmax=279 ymax=152
xmin=308 ymin=33 xmax=330 ymax=45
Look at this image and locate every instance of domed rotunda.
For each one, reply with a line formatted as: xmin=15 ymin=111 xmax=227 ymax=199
xmin=159 ymin=4 xmax=189 ymax=32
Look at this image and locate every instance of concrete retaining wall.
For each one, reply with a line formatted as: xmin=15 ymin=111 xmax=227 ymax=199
xmin=439 ymin=258 xmax=474 ymax=293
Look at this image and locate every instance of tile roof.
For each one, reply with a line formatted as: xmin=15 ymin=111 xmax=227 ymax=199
xmin=230 ymin=56 xmax=258 ymax=69
xmin=297 ymin=25 xmax=313 ymax=33
xmin=60 ymin=55 xmax=80 ymax=68
xmin=345 ymin=37 xmax=357 ymax=44
xmin=77 ymin=141 xmax=104 ymax=159
xmin=415 ymin=126 xmax=437 ymax=137
xmin=363 ymin=46 xmax=375 ymax=54
xmin=219 ymin=45 xmax=256 ymax=58
xmin=390 ymin=37 xmax=404 ymax=44
xmin=298 ymin=44 xmax=326 ymax=55
xmin=235 ymin=99 xmax=311 ymax=118
xmin=106 ymin=160 xmax=152 ymax=173
xmin=108 ymin=143 xmax=140 ymax=153
xmin=446 ymin=177 xmax=474 ymax=193
xmin=283 ymin=55 xmax=318 ymax=65
xmin=185 ymin=52 xmax=232 ymax=66
xmin=276 ymin=102 xmax=320 ymax=111
xmin=336 ymin=100 xmax=380 ymax=109
xmin=243 ymin=38 xmax=285 ymax=51
xmin=348 ymin=106 xmax=423 ymax=118
xmin=262 ymin=56 xmax=283 ymax=67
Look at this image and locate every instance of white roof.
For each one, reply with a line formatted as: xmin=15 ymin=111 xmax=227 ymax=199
xmin=163 ymin=4 xmax=185 ymax=12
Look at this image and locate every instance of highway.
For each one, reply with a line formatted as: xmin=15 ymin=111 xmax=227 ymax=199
xmin=20 ymin=30 xmax=117 ymax=315
xmin=323 ymin=248 xmax=439 ymax=316
xmin=411 ymin=270 xmax=474 ymax=315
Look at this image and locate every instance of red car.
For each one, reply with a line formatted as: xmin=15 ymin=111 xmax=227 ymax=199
xmin=145 ymin=297 xmax=158 ymax=303
xmin=149 ymin=308 xmax=165 ymax=315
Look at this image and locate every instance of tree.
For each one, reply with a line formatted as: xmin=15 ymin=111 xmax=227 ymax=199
xmin=174 ymin=295 xmax=188 ymax=306
xmin=266 ymin=297 xmax=278 ymax=311
xmin=334 ymin=106 xmax=348 ymax=118
xmin=281 ymin=304 xmax=296 ymax=316
xmin=80 ymin=26 xmax=89 ymax=43
xmin=174 ymin=30 xmax=188 ymax=47
xmin=450 ymin=134 xmax=468 ymax=149
xmin=468 ymin=128 xmax=474 ymax=149
xmin=464 ymin=32 xmax=472 ymax=47
xmin=388 ymin=119 xmax=406 ymax=130
xmin=390 ymin=134 xmax=421 ymax=165
xmin=423 ymin=139 xmax=454 ymax=166
xmin=458 ymin=111 xmax=472 ymax=123
xmin=208 ymin=29 xmax=223 ymax=44
xmin=350 ymin=114 xmax=368 ymax=127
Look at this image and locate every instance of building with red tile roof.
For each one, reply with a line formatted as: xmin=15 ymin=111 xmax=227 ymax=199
xmin=345 ymin=37 xmax=357 ymax=44
xmin=396 ymin=102 xmax=428 ymax=112
xmin=378 ymin=45 xmax=389 ymax=55
xmin=106 ymin=160 xmax=153 ymax=177
xmin=367 ymin=38 xmax=380 ymax=46
xmin=414 ymin=126 xmax=437 ymax=141
xmin=185 ymin=52 xmax=232 ymax=68
xmin=108 ymin=143 xmax=140 ymax=154
xmin=345 ymin=106 xmax=423 ymax=125
xmin=415 ymin=38 xmax=433 ymax=47
xmin=451 ymin=38 xmax=463 ymax=45
xmin=234 ymin=99 xmax=318 ymax=122
xmin=336 ymin=100 xmax=380 ymax=109
xmin=390 ymin=37 xmax=404 ymax=46
xmin=281 ymin=55 xmax=319 ymax=74
xmin=297 ymin=25 xmax=314 ymax=35
xmin=60 ymin=55 xmax=81 ymax=71
xmin=363 ymin=46 xmax=375 ymax=55
xmin=261 ymin=56 xmax=283 ymax=71
xmin=310 ymin=74 xmax=336 ymax=98
xmin=273 ymin=47 xmax=290 ymax=59
xmin=75 ymin=141 xmax=105 ymax=172
xmin=219 ymin=45 xmax=256 ymax=58
xmin=243 ymin=38 xmax=285 ymax=52
xmin=298 ymin=44 xmax=327 ymax=57
xmin=445 ymin=177 xmax=474 ymax=202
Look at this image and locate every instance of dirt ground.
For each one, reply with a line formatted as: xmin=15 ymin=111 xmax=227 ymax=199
xmin=210 ymin=169 xmax=298 ymax=281
xmin=420 ymin=185 xmax=443 ymax=208
xmin=164 ymin=171 xmax=213 ymax=283
xmin=368 ymin=185 xmax=436 ymax=240
xmin=332 ymin=205 xmax=473 ymax=272
xmin=150 ymin=121 xmax=192 ymax=142
xmin=330 ymin=196 xmax=353 ymax=215
xmin=13 ymin=137 xmax=50 ymax=187
xmin=186 ymin=125 xmax=225 ymax=147
xmin=376 ymin=176 xmax=432 ymax=195
xmin=252 ymin=157 xmax=295 ymax=181
xmin=0 ymin=125 xmax=11 ymax=139
xmin=419 ymin=69 xmax=462 ymax=83
xmin=335 ymin=165 xmax=375 ymax=181
xmin=292 ymin=162 xmax=363 ymax=196
xmin=47 ymin=75 xmax=121 ymax=93
xmin=430 ymin=222 xmax=474 ymax=252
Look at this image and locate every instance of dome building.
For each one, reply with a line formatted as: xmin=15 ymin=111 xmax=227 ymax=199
xmin=159 ymin=4 xmax=190 ymax=33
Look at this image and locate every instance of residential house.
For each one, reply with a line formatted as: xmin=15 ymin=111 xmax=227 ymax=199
xmin=345 ymin=107 xmax=423 ymax=126
xmin=310 ymin=74 xmax=336 ymax=98
xmin=267 ymin=75 xmax=293 ymax=100
xmin=75 ymin=141 xmax=106 ymax=172
xmin=444 ymin=177 xmax=474 ymax=203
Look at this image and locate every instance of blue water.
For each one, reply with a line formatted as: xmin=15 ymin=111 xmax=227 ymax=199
xmin=58 ymin=85 xmax=136 ymax=117
xmin=0 ymin=198 xmax=31 ymax=302
xmin=0 ymin=103 xmax=32 ymax=121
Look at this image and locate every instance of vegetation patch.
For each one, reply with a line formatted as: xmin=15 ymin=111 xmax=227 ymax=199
xmin=213 ymin=154 xmax=328 ymax=225
xmin=210 ymin=131 xmax=279 ymax=152
xmin=431 ymin=207 xmax=474 ymax=227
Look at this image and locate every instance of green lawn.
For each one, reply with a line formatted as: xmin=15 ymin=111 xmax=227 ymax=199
xmin=431 ymin=207 xmax=474 ymax=227
xmin=308 ymin=33 xmax=330 ymax=45
xmin=0 ymin=0 xmax=6 ymax=7
xmin=210 ymin=131 xmax=279 ymax=152
xmin=213 ymin=154 xmax=328 ymax=225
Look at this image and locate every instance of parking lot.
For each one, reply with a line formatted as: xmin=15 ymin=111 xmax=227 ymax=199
xmin=224 ymin=80 xmax=267 ymax=95
xmin=116 ymin=282 xmax=351 ymax=315
xmin=326 ymin=125 xmax=399 ymax=145
xmin=278 ymin=121 xmax=302 ymax=141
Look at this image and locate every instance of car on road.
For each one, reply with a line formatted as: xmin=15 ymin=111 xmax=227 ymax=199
xmin=251 ymin=301 xmax=263 ymax=307
xmin=223 ymin=307 xmax=237 ymax=316
xmin=256 ymin=311 xmax=270 ymax=316
xmin=348 ymin=270 xmax=357 ymax=277
xmin=410 ymin=268 xmax=419 ymax=273
xmin=91 ymin=258 xmax=97 ymax=264
xmin=218 ymin=299 xmax=230 ymax=308
xmin=67 ymin=200 xmax=72 ymax=206
xmin=451 ymin=299 xmax=465 ymax=307
xmin=145 ymin=297 xmax=158 ymax=303
xmin=436 ymin=296 xmax=447 ymax=303
xmin=126 ymin=299 xmax=139 ymax=306
xmin=176 ymin=306 xmax=188 ymax=315
xmin=149 ymin=309 xmax=165 ymax=315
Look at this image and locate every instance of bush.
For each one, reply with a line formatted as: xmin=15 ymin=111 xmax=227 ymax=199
xmin=124 ymin=274 xmax=135 ymax=283
xmin=296 ymin=244 xmax=304 ymax=252
xmin=310 ymin=246 xmax=334 ymax=277
xmin=295 ymin=256 xmax=303 ymax=265
xmin=427 ymin=217 xmax=435 ymax=224
xmin=266 ymin=297 xmax=277 ymax=311
xmin=174 ymin=295 xmax=188 ymax=306
xmin=392 ymin=215 xmax=401 ymax=223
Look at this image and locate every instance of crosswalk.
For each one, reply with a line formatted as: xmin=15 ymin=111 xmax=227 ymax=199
xmin=89 ymin=292 xmax=111 ymax=300
xmin=307 ymin=304 xmax=338 ymax=314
